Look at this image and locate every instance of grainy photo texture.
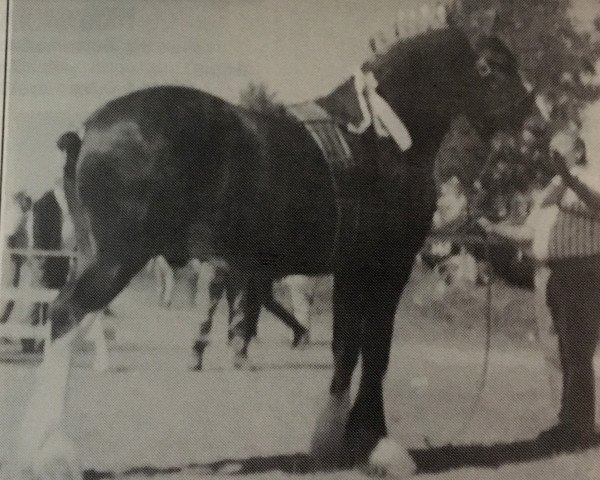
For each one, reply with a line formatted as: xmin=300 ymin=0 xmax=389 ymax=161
xmin=1 ymin=1 xmax=600 ymax=479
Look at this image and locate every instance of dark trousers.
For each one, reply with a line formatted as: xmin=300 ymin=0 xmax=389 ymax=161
xmin=547 ymin=257 xmax=600 ymax=431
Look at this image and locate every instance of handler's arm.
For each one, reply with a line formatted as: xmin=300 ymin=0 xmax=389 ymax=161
xmin=477 ymin=218 xmax=534 ymax=244
xmin=550 ymin=152 xmax=600 ymax=212
xmin=561 ymin=172 xmax=600 ymax=212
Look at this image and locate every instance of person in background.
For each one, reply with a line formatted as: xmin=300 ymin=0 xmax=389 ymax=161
xmin=0 ymin=191 xmax=33 ymax=324
xmin=479 ymin=131 xmax=600 ymax=449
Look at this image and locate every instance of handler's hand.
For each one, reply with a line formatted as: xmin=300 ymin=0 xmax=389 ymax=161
xmin=548 ymin=151 xmax=571 ymax=177
xmin=476 ymin=217 xmax=494 ymax=232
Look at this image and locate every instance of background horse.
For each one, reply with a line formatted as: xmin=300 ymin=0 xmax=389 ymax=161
xmin=14 ymin=18 xmax=535 ymax=477
xmin=192 ymin=260 xmax=310 ymax=369
xmin=149 ymin=254 xmax=309 ymax=370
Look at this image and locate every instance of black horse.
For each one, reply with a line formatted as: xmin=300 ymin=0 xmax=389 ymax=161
xmin=17 ymin=22 xmax=536 ymax=476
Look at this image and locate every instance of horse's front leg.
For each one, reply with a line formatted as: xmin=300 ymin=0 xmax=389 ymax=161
xmin=154 ymin=255 xmax=175 ymax=308
xmin=345 ymin=264 xmax=416 ymax=477
xmin=227 ymin=272 xmax=257 ymax=369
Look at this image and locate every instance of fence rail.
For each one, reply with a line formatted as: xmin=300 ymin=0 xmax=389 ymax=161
xmin=3 ymin=248 xmax=78 ymax=258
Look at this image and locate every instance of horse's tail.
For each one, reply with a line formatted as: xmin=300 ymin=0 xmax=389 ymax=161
xmin=56 ymin=130 xmax=94 ymax=265
xmin=57 ymin=131 xmax=82 ymax=181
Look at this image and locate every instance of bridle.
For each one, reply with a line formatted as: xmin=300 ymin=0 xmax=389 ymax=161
xmin=488 ymin=88 xmax=534 ymax=121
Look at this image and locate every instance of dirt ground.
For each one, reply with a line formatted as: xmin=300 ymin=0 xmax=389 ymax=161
xmin=1 ymin=266 xmax=600 ymax=479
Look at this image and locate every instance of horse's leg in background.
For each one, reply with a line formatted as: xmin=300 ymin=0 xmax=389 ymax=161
xmin=14 ymin=249 xmax=147 ymax=477
xmin=260 ymin=278 xmax=309 ymax=347
xmin=188 ymin=258 xmax=202 ymax=307
xmin=244 ymin=277 xmax=261 ymax=341
xmin=0 ymin=255 xmax=22 ymax=323
xmin=154 ymin=255 xmax=175 ymax=307
xmin=344 ymin=264 xmax=415 ymax=476
xmin=192 ymin=262 xmax=226 ymax=370
xmin=285 ymin=275 xmax=314 ymax=332
xmin=282 ymin=274 xmax=313 ymax=344
xmin=227 ymin=270 xmax=253 ymax=369
xmin=311 ymin=267 xmax=364 ymax=465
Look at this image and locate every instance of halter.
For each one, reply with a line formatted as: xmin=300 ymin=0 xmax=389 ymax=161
xmin=485 ymin=89 xmax=534 ymax=126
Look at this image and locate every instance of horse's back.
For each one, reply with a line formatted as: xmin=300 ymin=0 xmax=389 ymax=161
xmin=76 ymin=87 xmax=338 ymax=273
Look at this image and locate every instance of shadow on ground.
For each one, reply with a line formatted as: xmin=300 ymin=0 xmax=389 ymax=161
xmin=83 ymin=435 xmax=600 ymax=478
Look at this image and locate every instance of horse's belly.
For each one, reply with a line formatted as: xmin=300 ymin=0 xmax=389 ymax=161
xmin=224 ymin=196 xmax=338 ymax=275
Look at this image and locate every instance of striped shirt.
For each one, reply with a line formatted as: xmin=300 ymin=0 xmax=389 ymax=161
xmin=529 ymin=167 xmax=600 ymax=261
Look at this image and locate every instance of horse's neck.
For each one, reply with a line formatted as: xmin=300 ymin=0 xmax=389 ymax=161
xmin=318 ymin=76 xmax=450 ymax=162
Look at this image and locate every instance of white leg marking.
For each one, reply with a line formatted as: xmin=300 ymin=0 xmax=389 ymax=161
xmin=87 ymin=314 xmax=109 ymax=372
xmin=368 ymin=438 xmax=416 ymax=478
xmin=287 ymin=275 xmax=312 ymax=328
xmin=16 ymin=314 xmax=95 ymax=476
xmin=310 ymin=390 xmax=351 ymax=463
xmin=162 ymin=266 xmax=175 ymax=306
xmin=31 ymin=426 xmax=83 ymax=480
xmin=154 ymin=256 xmax=174 ymax=306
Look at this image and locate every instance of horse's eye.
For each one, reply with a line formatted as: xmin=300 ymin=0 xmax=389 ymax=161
xmin=476 ymin=57 xmax=492 ymax=78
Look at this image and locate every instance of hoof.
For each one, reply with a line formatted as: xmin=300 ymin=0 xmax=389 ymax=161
xmin=231 ymin=337 xmax=252 ymax=370
xmin=192 ymin=361 xmax=203 ymax=371
xmin=9 ymin=430 xmax=83 ymax=480
xmin=233 ymin=353 xmax=256 ymax=370
xmin=34 ymin=431 xmax=83 ymax=480
xmin=310 ymin=391 xmax=351 ymax=466
xmin=193 ymin=340 xmax=208 ymax=367
xmin=292 ymin=330 xmax=310 ymax=349
xmin=363 ymin=438 xmax=416 ymax=478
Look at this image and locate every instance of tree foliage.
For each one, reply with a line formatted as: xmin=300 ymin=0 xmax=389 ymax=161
xmin=437 ymin=0 xmax=600 ymax=191
xmin=450 ymin=0 xmax=600 ymax=126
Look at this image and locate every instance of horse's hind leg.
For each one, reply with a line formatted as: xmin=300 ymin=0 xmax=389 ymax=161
xmin=260 ymin=279 xmax=309 ymax=348
xmin=311 ymin=267 xmax=364 ymax=465
xmin=15 ymin=250 xmax=147 ymax=477
xmin=193 ymin=262 xmax=228 ymax=370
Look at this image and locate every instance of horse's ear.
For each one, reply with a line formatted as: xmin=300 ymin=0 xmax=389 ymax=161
xmin=369 ymin=37 xmax=377 ymax=54
xmin=477 ymin=8 xmax=497 ymax=36
xmin=468 ymin=8 xmax=498 ymax=47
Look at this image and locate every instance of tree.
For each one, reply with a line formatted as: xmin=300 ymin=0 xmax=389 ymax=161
xmin=449 ymin=0 xmax=600 ymax=127
xmin=435 ymin=0 xmax=600 ymax=189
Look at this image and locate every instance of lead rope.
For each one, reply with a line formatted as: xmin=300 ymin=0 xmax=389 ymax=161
xmin=423 ymin=156 xmax=498 ymax=447
xmin=424 ymin=229 xmax=494 ymax=447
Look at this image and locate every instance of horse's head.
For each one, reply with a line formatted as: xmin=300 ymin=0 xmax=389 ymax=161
xmin=371 ymin=19 xmax=535 ymax=148
xmin=463 ymin=34 xmax=535 ymax=140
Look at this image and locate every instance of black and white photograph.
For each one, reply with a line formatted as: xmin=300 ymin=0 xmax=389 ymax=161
xmin=1 ymin=0 xmax=600 ymax=478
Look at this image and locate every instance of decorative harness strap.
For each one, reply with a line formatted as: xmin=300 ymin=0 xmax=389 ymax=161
xmin=286 ymin=102 xmax=361 ymax=263
xmin=347 ymin=68 xmax=413 ymax=152
xmin=286 ymin=102 xmax=354 ymax=181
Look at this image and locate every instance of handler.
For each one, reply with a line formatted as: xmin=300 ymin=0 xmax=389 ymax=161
xmin=479 ymin=131 xmax=600 ymax=448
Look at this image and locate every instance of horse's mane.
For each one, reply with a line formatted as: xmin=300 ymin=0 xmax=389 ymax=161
xmin=363 ymin=26 xmax=470 ymax=80
xmin=316 ymin=26 xmax=472 ymax=127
